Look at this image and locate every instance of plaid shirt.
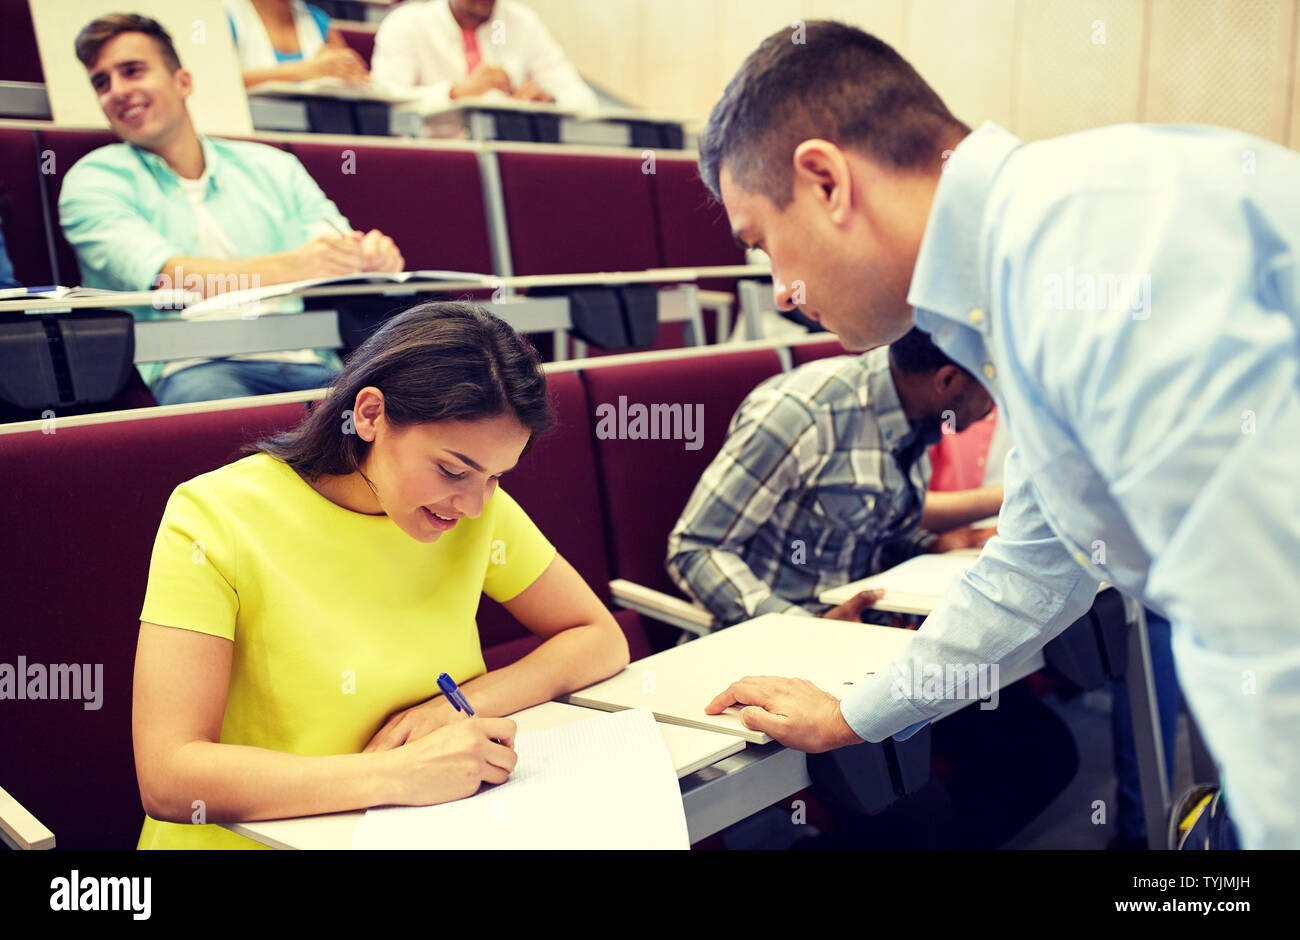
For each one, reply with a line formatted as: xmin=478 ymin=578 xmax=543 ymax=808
xmin=667 ymin=347 xmax=939 ymax=627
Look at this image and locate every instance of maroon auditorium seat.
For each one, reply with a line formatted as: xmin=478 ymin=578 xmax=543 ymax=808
xmin=34 ymin=128 xmax=120 ymax=284
xmin=0 ymin=129 xmax=55 ymax=285
xmin=477 ymin=371 xmax=651 ymax=667
xmin=496 ymin=151 xmax=659 ymax=275
xmin=287 ymin=141 xmax=493 ymax=273
xmin=0 ymin=401 xmax=309 ymax=849
xmin=580 ymin=349 xmax=784 ymax=646
xmin=790 ymin=337 xmax=852 ymax=366
xmin=335 ymin=23 xmax=377 ymax=68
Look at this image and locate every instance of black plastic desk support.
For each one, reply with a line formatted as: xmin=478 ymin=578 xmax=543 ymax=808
xmin=807 ymin=725 xmax=932 ymax=816
xmin=527 ymin=284 xmax=659 ymax=351
xmin=0 ymin=309 xmax=134 ymax=410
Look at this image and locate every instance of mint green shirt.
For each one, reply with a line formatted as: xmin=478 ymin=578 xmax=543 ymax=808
xmin=58 ymin=135 xmax=347 ymax=385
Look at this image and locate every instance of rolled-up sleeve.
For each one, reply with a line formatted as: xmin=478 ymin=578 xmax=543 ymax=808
xmin=58 ymin=161 xmax=180 ymax=291
xmin=667 ymin=389 xmax=819 ymax=626
xmin=839 ymin=447 xmax=1098 ymax=742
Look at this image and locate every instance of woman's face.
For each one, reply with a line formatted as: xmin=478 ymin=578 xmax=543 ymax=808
xmin=355 ymin=391 xmax=532 ymax=543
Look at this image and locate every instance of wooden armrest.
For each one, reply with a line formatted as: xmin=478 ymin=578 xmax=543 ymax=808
xmin=609 ymin=579 xmax=716 ymax=636
xmin=0 ymin=784 xmax=55 ymax=850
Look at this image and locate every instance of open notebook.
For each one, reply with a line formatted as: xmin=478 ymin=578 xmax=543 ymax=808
xmin=179 ymin=270 xmax=491 ymax=320
xmin=352 ymin=709 xmax=689 ymax=849
xmin=818 ymin=549 xmax=983 ymax=613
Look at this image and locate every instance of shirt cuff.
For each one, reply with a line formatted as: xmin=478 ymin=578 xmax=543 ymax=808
xmin=838 ymin=673 xmax=936 ymax=743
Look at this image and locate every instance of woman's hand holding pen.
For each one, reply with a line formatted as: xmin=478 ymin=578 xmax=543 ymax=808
xmin=374 ymin=718 xmax=518 ymax=806
xmin=363 ymin=696 xmax=458 ymax=751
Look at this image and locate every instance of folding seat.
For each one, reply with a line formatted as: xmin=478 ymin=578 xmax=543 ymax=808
xmin=0 ymin=400 xmax=309 ymax=848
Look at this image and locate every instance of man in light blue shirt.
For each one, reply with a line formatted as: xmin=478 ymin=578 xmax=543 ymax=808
xmin=60 ymin=13 xmax=405 ymax=402
xmin=699 ymin=21 xmax=1299 ymax=848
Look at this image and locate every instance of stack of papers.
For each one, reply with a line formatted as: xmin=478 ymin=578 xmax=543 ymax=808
xmin=352 ymin=709 xmax=689 ymax=849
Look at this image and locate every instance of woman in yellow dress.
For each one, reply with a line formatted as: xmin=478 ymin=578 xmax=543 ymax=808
xmin=132 ymin=301 xmax=630 ymax=848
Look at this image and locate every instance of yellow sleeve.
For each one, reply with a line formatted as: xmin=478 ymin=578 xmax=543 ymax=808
xmin=480 ymin=488 xmax=557 ymax=604
xmin=138 ymin=482 xmax=240 ymax=640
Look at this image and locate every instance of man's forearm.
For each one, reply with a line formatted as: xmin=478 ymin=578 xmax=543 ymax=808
xmin=155 ymin=253 xmax=304 ymax=297
xmin=921 ymin=485 xmax=1003 ymax=531
xmin=669 ymin=547 xmax=810 ymax=626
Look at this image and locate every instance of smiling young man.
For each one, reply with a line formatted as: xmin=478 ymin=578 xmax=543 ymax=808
xmin=58 ymin=14 xmax=406 ymax=405
xmin=699 ymin=21 xmax=1300 ymax=848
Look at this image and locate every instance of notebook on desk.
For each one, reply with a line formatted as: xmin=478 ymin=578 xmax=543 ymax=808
xmin=818 ymin=549 xmax=983 ymax=615
xmin=562 ymin=614 xmax=918 ymax=744
xmin=352 ymin=708 xmax=689 ymax=849
xmin=179 ymin=270 xmax=491 ymax=320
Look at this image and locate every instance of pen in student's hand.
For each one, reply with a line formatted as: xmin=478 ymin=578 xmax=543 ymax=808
xmin=437 ymin=672 xmax=503 ymax=744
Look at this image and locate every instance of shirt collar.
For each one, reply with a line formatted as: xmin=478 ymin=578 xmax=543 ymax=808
xmin=131 ymin=135 xmax=221 ymax=196
xmin=908 ymin=121 xmax=1023 ymax=332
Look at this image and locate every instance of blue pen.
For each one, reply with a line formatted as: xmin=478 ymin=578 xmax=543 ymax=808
xmin=437 ymin=672 xmax=476 ymax=716
xmin=437 ymin=672 xmax=505 ymax=745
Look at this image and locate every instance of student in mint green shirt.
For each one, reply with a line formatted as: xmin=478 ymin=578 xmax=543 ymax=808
xmin=60 ymin=13 xmax=406 ymax=404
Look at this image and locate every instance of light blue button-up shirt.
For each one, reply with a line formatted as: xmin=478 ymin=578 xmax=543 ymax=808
xmin=838 ymin=121 xmax=1300 ymax=849
xmin=58 ymin=135 xmax=349 ymax=384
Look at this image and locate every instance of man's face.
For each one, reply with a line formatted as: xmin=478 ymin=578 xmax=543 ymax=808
xmin=721 ymin=158 xmax=916 ymax=352
xmin=451 ymin=0 xmax=497 ymax=28
xmin=87 ymin=32 xmax=190 ymax=148
xmin=947 ymin=373 xmax=995 ymax=433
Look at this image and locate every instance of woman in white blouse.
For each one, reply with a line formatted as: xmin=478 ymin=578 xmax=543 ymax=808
xmin=225 ymin=0 xmax=369 ymax=88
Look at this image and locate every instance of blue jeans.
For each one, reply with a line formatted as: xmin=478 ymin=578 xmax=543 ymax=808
xmin=1111 ymin=611 xmax=1180 ymax=842
xmin=152 ymin=359 xmax=339 ymax=405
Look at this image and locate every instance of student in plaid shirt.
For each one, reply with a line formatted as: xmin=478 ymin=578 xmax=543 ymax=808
xmin=667 ymin=328 xmax=1002 ymax=628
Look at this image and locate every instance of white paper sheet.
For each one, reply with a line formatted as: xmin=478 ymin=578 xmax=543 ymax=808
xmin=819 ymin=549 xmax=982 ymax=606
xmin=352 ymin=709 xmax=689 ymax=849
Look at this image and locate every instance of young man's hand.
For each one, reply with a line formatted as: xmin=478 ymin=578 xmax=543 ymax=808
xmin=356 ymin=228 xmax=404 ymax=273
xmin=820 ymin=588 xmax=884 ymax=621
xmin=451 ymin=64 xmax=513 ymax=99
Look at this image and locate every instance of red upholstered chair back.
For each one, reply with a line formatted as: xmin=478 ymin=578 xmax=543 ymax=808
xmin=286 ymin=141 xmax=493 ymax=274
xmin=0 ymin=401 xmax=309 ymax=848
xmin=476 ymin=371 xmax=651 ymax=666
xmin=336 ymin=24 xmax=377 ymax=67
xmin=35 ymin=128 xmax=124 ymax=285
xmin=650 ymin=157 xmax=745 ymax=302
xmin=496 ymin=151 xmax=659 ymax=276
xmin=0 ymin=129 xmax=56 ymax=285
xmin=580 ymin=349 xmax=784 ymax=609
xmin=789 ymin=338 xmax=852 ymax=366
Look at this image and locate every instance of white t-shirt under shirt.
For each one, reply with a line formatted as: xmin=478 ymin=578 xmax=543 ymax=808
xmin=162 ymin=173 xmax=326 ymax=381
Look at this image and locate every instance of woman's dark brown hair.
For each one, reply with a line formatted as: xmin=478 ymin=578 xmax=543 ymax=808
xmin=245 ymin=301 xmax=555 ymax=479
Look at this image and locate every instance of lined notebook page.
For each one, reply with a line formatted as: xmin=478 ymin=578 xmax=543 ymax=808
xmin=352 ymin=709 xmax=688 ymax=849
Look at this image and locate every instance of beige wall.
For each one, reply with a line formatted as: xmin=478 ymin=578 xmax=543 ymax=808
xmin=527 ymin=0 xmax=1300 ymax=147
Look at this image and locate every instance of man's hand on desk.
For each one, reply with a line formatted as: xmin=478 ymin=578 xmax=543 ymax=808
xmin=362 ymin=695 xmax=459 ymax=752
xmin=513 ymin=78 xmax=553 ymax=103
xmin=705 ymin=676 xmax=863 ymax=753
xmin=451 ymin=64 xmax=514 ymax=99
